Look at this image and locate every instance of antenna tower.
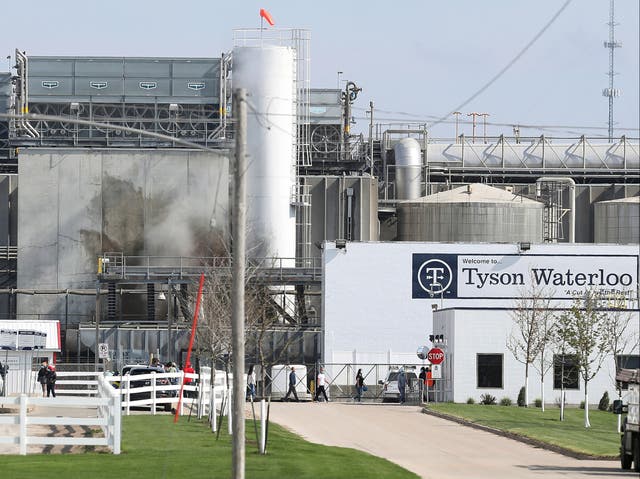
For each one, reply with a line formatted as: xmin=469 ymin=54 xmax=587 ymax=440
xmin=602 ymin=0 xmax=622 ymax=141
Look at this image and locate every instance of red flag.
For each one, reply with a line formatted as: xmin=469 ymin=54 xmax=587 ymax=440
xmin=260 ymin=8 xmax=275 ymax=26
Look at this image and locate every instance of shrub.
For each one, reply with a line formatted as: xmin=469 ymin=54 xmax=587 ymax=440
xmin=480 ymin=394 xmax=497 ymax=405
xmin=500 ymin=397 xmax=512 ymax=406
xmin=517 ymin=387 xmax=526 ymax=407
xmin=534 ymin=398 xmax=542 ymax=408
xmin=466 ymin=397 xmax=475 ymax=405
xmin=598 ymin=391 xmax=610 ymax=411
xmin=579 ymin=400 xmax=585 ymax=409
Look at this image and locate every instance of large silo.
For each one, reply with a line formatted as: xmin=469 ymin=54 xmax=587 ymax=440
xmin=397 ymin=183 xmax=544 ymax=242
xmin=232 ymin=46 xmax=296 ymax=260
xmin=594 ymin=196 xmax=640 ymax=244
xmin=394 ymin=138 xmax=422 ymax=200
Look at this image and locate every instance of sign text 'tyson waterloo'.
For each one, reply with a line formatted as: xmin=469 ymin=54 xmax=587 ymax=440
xmin=412 ymin=253 xmax=639 ymax=300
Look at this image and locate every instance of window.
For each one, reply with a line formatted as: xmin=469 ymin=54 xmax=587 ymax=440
xmin=553 ymin=355 xmax=579 ymax=389
xmin=616 ymin=355 xmax=640 ymax=390
xmin=477 ymin=354 xmax=503 ymax=388
xmin=616 ymin=354 xmax=640 ymax=370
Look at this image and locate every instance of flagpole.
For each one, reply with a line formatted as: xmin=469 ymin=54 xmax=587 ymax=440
xmin=260 ymin=17 xmax=263 ymax=46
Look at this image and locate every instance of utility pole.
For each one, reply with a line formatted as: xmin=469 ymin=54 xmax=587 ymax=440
xmin=467 ymin=112 xmax=480 ymax=144
xmin=602 ymin=0 xmax=622 ymax=141
xmin=368 ymin=100 xmax=374 ymax=176
xmin=452 ymin=112 xmax=461 ymax=143
xmin=231 ymin=88 xmax=247 ymax=479
xmin=480 ymin=113 xmax=490 ymax=143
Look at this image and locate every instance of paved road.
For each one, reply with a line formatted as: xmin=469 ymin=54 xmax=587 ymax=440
xmin=268 ymin=402 xmax=635 ymax=479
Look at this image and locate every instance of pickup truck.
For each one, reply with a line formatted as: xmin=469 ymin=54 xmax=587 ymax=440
xmin=613 ymin=368 xmax=640 ymax=472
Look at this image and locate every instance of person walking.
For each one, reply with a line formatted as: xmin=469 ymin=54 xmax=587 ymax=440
xmin=284 ymin=366 xmax=299 ymax=402
xmin=354 ymin=368 xmax=365 ymax=402
xmin=315 ymin=367 xmax=329 ymax=402
xmin=37 ymin=360 xmax=49 ymax=397
xmin=398 ymin=368 xmax=407 ymax=404
xmin=246 ymin=365 xmax=256 ymax=401
xmin=46 ymin=364 xmax=57 ymax=398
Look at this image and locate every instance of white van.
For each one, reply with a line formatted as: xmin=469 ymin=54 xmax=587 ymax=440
xmin=270 ymin=365 xmax=312 ymax=401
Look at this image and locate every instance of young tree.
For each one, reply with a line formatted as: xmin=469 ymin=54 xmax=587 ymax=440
xmin=531 ymin=305 xmax=555 ymax=412
xmin=186 ymin=255 xmax=305 ymax=405
xmin=507 ymin=282 xmax=552 ymax=407
xmin=556 ymin=291 xmax=609 ymax=428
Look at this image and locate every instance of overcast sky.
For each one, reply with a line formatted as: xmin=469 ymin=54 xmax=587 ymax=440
xmin=2 ymin=0 xmax=638 ymax=139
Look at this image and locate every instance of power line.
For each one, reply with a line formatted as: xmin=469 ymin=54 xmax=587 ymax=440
xmin=426 ymin=0 xmax=574 ymax=130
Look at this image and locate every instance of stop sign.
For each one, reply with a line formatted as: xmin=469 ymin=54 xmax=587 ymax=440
xmin=427 ymin=347 xmax=445 ymax=365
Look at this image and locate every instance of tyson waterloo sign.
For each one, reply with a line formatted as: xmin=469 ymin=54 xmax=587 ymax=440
xmin=412 ymin=253 xmax=639 ymax=301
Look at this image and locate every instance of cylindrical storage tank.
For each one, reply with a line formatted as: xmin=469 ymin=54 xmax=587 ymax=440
xmin=394 ymin=138 xmax=422 ymax=200
xmin=232 ymin=46 xmax=296 ymax=260
xmin=594 ymin=196 xmax=640 ymax=244
xmin=397 ymin=183 xmax=544 ymax=242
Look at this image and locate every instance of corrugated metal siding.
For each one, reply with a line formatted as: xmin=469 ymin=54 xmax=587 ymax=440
xmin=0 ymin=320 xmax=60 ymax=349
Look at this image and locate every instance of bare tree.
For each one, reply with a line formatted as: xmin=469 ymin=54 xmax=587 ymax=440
xmin=556 ymin=291 xmax=609 ymax=428
xmin=185 ymin=255 xmax=304 ymax=404
xmin=531 ymin=304 xmax=555 ymax=412
xmin=507 ymin=282 xmax=552 ymax=407
xmin=246 ymin=285 xmax=306 ymax=397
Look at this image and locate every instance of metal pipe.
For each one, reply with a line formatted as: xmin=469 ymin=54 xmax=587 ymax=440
xmin=535 ymin=176 xmax=576 ymax=243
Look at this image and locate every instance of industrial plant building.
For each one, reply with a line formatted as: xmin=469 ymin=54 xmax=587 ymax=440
xmin=0 ymin=28 xmax=638 ymax=401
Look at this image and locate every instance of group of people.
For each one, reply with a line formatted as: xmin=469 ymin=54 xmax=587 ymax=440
xmin=152 ymin=357 xmax=196 ymax=396
xmin=418 ymin=366 xmax=434 ymax=402
xmin=37 ymin=360 xmax=57 ymax=397
xmin=283 ymin=366 xmax=365 ymax=402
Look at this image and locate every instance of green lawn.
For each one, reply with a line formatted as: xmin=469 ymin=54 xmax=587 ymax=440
xmin=427 ymin=403 xmax=621 ymax=457
xmin=0 ymin=415 xmax=418 ymax=479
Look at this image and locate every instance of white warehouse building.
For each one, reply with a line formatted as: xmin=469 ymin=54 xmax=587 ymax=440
xmin=322 ymin=241 xmax=640 ymax=404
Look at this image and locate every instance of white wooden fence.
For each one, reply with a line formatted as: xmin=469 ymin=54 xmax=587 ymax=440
xmin=0 ymin=368 xmax=237 ymax=455
xmin=0 ymin=374 xmax=121 ymax=455
xmin=53 ymin=368 xmax=233 ymax=417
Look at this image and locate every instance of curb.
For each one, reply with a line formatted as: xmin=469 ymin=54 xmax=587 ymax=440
xmin=421 ymin=407 xmax=618 ymax=461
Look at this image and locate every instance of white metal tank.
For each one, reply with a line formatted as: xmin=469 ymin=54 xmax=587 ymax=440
xmin=394 ymin=138 xmax=422 ymax=200
xmin=397 ymin=183 xmax=544 ymax=242
xmin=232 ymin=46 xmax=296 ymax=260
xmin=594 ymin=196 xmax=640 ymax=244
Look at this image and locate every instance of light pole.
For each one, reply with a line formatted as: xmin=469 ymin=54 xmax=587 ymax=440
xmin=452 ymin=111 xmax=461 ymax=143
xmin=480 ymin=113 xmax=489 ymax=143
xmin=467 ymin=112 xmax=479 ymax=144
xmin=428 ymin=282 xmax=444 ymax=309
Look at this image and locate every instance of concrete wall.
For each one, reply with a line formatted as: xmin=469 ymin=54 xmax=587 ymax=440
xmin=17 ymin=148 xmax=229 ymax=322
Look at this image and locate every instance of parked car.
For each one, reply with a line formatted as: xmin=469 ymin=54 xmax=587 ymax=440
xmin=121 ymin=365 xmax=173 ymax=411
xmin=380 ymin=367 xmax=419 ymax=402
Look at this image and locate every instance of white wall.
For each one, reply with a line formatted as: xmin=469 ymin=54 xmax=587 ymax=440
xmin=322 ymin=241 xmax=639 ymax=370
xmin=435 ymin=308 xmax=639 ymax=405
